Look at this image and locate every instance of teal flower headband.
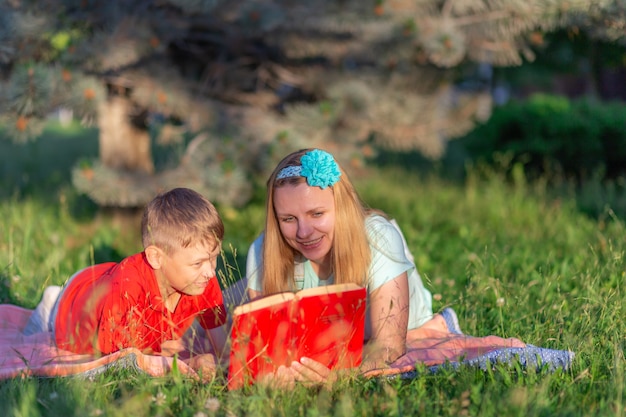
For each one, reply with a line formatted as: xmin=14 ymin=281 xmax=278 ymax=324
xmin=276 ymin=149 xmax=341 ymax=189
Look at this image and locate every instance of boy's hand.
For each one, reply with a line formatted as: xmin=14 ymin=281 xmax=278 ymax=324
xmin=160 ymin=338 xmax=185 ymax=356
xmin=187 ymin=353 xmax=218 ymax=381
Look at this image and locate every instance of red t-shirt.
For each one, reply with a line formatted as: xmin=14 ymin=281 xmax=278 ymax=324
xmin=54 ymin=253 xmax=227 ymax=355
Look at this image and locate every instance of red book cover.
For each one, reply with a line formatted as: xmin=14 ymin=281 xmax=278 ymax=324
xmin=227 ymin=283 xmax=366 ymax=390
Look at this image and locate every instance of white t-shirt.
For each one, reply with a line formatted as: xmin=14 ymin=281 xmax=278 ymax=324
xmin=246 ymin=215 xmax=433 ymax=332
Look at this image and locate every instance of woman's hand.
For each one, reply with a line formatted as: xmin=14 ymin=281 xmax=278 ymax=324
xmin=290 ymin=357 xmax=335 ymax=386
xmin=258 ymin=365 xmax=297 ymax=389
xmin=257 ymin=358 xmax=339 ymax=389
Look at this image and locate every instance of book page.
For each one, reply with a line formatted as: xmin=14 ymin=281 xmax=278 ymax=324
xmin=232 ymin=291 xmax=295 ymax=315
xmin=295 ymin=282 xmax=362 ymax=299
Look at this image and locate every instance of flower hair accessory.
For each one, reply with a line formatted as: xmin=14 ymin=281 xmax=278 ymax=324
xmin=276 ymin=149 xmax=341 ymax=189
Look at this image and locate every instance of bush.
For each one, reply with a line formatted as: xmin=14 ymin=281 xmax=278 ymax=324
xmin=459 ymin=94 xmax=626 ymax=181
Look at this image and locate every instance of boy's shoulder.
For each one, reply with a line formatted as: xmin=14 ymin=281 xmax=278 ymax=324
xmin=118 ymin=252 xmax=149 ymax=267
xmin=112 ymin=252 xmax=155 ymax=281
xmin=82 ymin=253 xmax=156 ymax=293
xmin=90 ymin=253 xmax=159 ymax=304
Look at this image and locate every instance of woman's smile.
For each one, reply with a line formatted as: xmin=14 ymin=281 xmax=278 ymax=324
xmin=299 ymin=236 xmax=323 ymax=247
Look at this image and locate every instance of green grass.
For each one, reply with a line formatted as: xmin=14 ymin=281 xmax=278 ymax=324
xmin=1 ymin=129 xmax=625 ymax=416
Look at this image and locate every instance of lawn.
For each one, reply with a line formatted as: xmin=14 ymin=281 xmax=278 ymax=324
xmin=0 ymin=125 xmax=624 ymax=416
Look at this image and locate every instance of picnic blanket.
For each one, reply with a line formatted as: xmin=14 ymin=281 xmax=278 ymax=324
xmin=0 ymin=304 xmax=574 ymax=381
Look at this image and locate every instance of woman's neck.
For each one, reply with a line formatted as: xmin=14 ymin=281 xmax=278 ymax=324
xmin=310 ymin=258 xmax=332 ymax=280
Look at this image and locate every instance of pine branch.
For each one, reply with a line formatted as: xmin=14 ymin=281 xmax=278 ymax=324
xmin=1 ymin=0 xmax=624 ymax=207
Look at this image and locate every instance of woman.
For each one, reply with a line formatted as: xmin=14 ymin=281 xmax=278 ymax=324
xmin=246 ymin=148 xmax=455 ymax=384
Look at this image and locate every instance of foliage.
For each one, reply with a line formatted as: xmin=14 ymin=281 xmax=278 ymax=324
xmin=496 ymin=28 xmax=626 ymax=89
xmin=459 ymin=94 xmax=626 ymax=179
xmin=450 ymin=95 xmax=626 ymax=219
xmin=1 ymin=0 xmax=625 ymax=207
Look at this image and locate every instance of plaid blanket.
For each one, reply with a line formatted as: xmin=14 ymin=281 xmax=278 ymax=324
xmin=0 ymin=304 xmax=573 ymax=381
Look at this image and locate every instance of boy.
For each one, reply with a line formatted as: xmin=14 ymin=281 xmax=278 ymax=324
xmin=24 ymin=187 xmax=229 ymax=379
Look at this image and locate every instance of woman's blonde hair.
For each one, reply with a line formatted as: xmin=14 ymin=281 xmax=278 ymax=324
xmin=141 ymin=187 xmax=224 ymax=254
xmin=261 ymin=149 xmax=371 ymax=295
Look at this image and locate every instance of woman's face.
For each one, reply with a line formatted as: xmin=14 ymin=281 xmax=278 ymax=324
xmin=273 ymin=182 xmax=336 ymax=268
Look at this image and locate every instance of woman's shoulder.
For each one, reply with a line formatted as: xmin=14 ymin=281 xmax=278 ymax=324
xmin=365 ymin=214 xmax=408 ymax=248
xmin=365 ymin=213 xmax=395 ymax=234
xmin=248 ymin=233 xmax=264 ymax=253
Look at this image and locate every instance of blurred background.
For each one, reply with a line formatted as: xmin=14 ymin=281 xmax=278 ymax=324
xmin=1 ymin=0 xmax=625 ymax=256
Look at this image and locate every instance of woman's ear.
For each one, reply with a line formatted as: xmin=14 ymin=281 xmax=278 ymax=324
xmin=144 ymin=245 xmax=163 ymax=269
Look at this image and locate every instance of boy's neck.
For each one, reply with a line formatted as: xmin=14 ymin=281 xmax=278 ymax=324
xmin=156 ymin=273 xmax=181 ymax=312
xmin=163 ymin=291 xmax=182 ymax=313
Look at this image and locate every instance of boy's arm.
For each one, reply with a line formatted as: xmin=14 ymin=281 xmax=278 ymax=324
xmin=182 ymin=319 xmax=230 ymax=360
xmin=182 ymin=322 xmax=229 ymax=381
xmin=182 ymin=279 xmax=248 ymax=376
xmin=161 ymin=321 xmax=227 ymax=381
xmin=204 ymin=324 xmax=229 ymax=362
xmin=206 ymin=278 xmax=248 ymax=361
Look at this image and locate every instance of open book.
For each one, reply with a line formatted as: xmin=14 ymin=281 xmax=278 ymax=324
xmin=227 ymin=283 xmax=367 ymax=390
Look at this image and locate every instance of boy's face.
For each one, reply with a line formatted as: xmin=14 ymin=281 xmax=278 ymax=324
xmin=157 ymin=241 xmax=221 ymax=297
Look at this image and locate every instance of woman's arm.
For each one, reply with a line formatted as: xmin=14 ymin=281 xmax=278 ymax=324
xmin=361 ymin=272 xmax=410 ymax=371
xmin=288 ymin=272 xmax=410 ymax=385
xmin=247 ymin=288 xmax=263 ymax=300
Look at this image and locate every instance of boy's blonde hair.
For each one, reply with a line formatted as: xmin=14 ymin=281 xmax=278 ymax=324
xmin=141 ymin=188 xmax=224 ymax=254
xmin=262 ymin=149 xmax=371 ymax=295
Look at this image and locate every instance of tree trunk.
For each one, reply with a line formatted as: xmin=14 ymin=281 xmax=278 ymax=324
xmin=98 ymin=96 xmax=154 ymax=174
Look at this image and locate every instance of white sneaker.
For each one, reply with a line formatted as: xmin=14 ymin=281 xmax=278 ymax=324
xmin=22 ymin=285 xmax=62 ymax=335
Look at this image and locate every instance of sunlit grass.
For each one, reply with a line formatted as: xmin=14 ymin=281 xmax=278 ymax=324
xmin=1 ymin=160 xmax=625 ymax=415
